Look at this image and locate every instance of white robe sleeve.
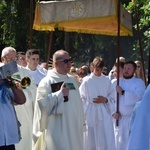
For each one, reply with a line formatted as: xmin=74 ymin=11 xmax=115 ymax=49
xmin=79 ymin=80 xmax=89 ymax=113
xmin=36 ymin=78 xmax=65 ymax=131
xmin=124 ymin=79 xmax=145 ymax=106
xmin=104 ymin=80 xmax=116 ymax=114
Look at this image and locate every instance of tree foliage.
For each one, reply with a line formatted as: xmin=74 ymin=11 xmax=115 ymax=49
xmin=139 ymin=0 xmax=150 ymax=55
xmin=125 ymin=0 xmax=150 ymax=62
xmin=0 ymin=0 xmax=29 ymax=48
xmin=0 ymin=0 xmax=149 ymax=69
xmin=0 ymin=0 xmax=18 ymax=46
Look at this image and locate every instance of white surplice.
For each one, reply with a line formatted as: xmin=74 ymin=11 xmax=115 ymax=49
xmin=79 ymin=73 xmax=116 ymax=150
xmin=14 ymin=65 xmax=37 ymax=150
xmin=33 ymin=69 xmax=85 ymax=150
xmin=26 ymin=65 xmax=47 ymax=86
xmin=112 ymin=77 xmax=145 ymax=150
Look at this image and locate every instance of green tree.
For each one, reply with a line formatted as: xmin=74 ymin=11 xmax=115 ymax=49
xmin=125 ymin=0 xmax=150 ymax=63
xmin=0 ymin=0 xmax=149 ymax=68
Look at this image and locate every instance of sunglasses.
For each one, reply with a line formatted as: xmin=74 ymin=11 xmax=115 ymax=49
xmin=57 ymin=59 xmax=72 ymax=64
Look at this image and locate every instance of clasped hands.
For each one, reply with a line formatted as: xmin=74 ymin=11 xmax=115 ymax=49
xmin=93 ymin=96 xmax=108 ymax=104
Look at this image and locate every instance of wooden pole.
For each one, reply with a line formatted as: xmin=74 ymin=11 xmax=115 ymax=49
xmin=46 ymin=31 xmax=53 ymax=70
xmin=116 ymin=0 xmax=121 ymax=127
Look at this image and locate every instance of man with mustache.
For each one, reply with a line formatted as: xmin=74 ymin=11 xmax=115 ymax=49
xmin=112 ymin=61 xmax=145 ymax=150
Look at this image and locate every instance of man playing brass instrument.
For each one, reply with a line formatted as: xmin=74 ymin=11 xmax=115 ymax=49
xmin=6 ymin=76 xmax=31 ymax=89
xmin=0 ymin=74 xmax=26 ymax=150
xmin=1 ymin=47 xmax=37 ymax=150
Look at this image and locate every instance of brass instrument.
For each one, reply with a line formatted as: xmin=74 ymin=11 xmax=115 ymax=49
xmin=4 ymin=76 xmax=31 ymax=89
xmin=13 ymin=76 xmax=31 ymax=89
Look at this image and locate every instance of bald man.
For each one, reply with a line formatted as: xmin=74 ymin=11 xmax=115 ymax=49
xmin=33 ymin=50 xmax=85 ymax=150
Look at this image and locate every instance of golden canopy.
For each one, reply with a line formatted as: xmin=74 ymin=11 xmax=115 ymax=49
xmin=33 ymin=0 xmax=133 ymax=36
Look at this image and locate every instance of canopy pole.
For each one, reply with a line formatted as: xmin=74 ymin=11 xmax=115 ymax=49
xmin=46 ymin=31 xmax=53 ymax=70
xmin=133 ymin=0 xmax=146 ymax=85
xmin=116 ymin=0 xmax=121 ymax=127
xmin=29 ymin=0 xmax=33 ymax=49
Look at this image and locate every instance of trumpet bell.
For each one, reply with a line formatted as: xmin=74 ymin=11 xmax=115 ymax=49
xmin=20 ymin=77 xmax=31 ymax=89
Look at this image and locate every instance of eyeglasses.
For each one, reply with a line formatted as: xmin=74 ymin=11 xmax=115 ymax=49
xmin=57 ymin=59 xmax=72 ymax=64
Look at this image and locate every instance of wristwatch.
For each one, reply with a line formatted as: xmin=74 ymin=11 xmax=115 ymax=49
xmin=121 ymin=90 xmax=125 ymax=95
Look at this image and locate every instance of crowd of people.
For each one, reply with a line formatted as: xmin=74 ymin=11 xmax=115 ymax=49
xmin=0 ymin=46 xmax=149 ymax=150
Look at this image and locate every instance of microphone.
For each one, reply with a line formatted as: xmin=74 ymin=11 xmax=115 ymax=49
xmin=63 ymin=83 xmax=69 ymax=102
xmin=64 ymin=96 xmax=68 ymax=102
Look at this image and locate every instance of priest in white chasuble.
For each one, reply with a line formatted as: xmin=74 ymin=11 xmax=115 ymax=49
xmin=33 ymin=50 xmax=85 ymax=150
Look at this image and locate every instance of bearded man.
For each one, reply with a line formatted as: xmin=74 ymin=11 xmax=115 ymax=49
xmin=112 ymin=61 xmax=145 ymax=150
